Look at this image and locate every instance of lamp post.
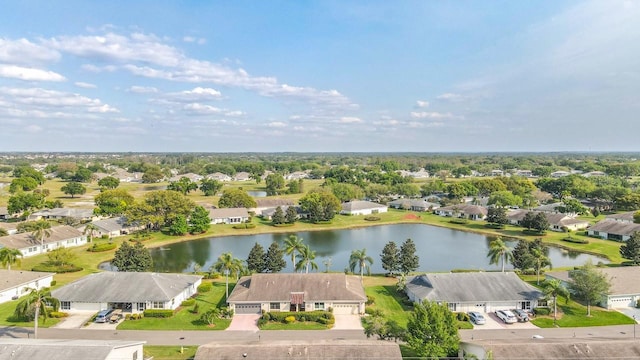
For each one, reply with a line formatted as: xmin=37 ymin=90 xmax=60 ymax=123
xmin=633 ymin=315 xmax=636 ymax=339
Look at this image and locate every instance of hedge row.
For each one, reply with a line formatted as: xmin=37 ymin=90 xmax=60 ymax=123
xmin=261 ymin=310 xmax=334 ymax=323
xmin=562 ymin=237 xmax=589 ymax=244
xmin=143 ymin=309 xmax=174 ymax=318
xmin=233 ymin=223 xmax=256 ymax=229
xmin=181 ymin=299 xmax=196 ymax=307
xmin=533 ymin=307 xmax=550 ymax=316
xmin=49 ymin=311 xmax=69 ymax=318
xmin=88 ymin=242 xmax=117 ymax=252
xmin=364 ymin=216 xmax=381 ymax=221
xmin=32 ymin=263 xmax=83 ymax=273
xmin=197 ymin=282 xmax=213 ymax=293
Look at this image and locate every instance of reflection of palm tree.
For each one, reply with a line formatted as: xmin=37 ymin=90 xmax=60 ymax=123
xmin=14 ymin=287 xmax=59 ymax=339
xmin=31 ymin=221 xmax=52 ymax=250
xmin=0 ymin=248 xmax=22 ymax=270
xmin=295 ymin=245 xmax=318 ymax=273
xmin=487 ymin=237 xmax=514 ymax=272
xmin=542 ymin=279 xmax=570 ymax=325
xmin=349 ymin=248 xmax=373 ymax=280
xmin=284 ymin=235 xmax=305 ymax=272
xmin=212 ymin=252 xmax=241 ymax=300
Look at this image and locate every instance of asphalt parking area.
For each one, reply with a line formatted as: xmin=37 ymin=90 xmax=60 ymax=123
xmin=470 ymin=312 xmax=538 ymax=330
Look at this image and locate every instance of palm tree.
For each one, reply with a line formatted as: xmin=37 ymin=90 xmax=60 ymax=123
xmin=83 ymin=223 xmax=100 ymax=242
xmin=487 ymin=237 xmax=514 ymax=272
xmin=349 ymin=248 xmax=374 ymax=280
xmin=31 ymin=220 xmax=52 ymax=250
xmin=542 ymin=279 xmax=570 ymax=325
xmin=14 ymin=287 xmax=59 ymax=339
xmin=212 ymin=252 xmax=240 ymax=300
xmin=532 ymin=248 xmax=552 ymax=285
xmin=295 ymin=245 xmax=318 ymax=273
xmin=284 ymin=235 xmax=305 ymax=272
xmin=0 ymin=248 xmax=23 ymax=270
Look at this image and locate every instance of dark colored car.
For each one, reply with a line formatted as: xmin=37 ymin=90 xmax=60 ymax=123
xmin=512 ymin=309 xmax=530 ymax=322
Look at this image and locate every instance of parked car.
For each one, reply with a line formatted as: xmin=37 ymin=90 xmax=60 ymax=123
xmin=468 ymin=311 xmax=486 ymax=325
xmin=95 ymin=309 xmax=114 ymax=323
xmin=512 ymin=309 xmax=530 ymax=322
xmin=495 ymin=310 xmax=517 ymax=324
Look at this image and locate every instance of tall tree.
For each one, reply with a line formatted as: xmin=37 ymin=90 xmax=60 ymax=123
xmin=542 ymin=279 xmax=570 ymax=324
xmin=487 ymin=237 xmax=514 ymax=272
xmin=167 ymin=177 xmax=198 ymax=195
xmin=299 ymin=190 xmax=341 ymax=223
xmin=380 ymin=241 xmax=400 ymax=275
xmin=264 ymin=242 xmax=286 ymax=273
xmin=31 ymin=220 xmax=51 ymax=249
xmin=142 ymin=166 xmax=164 ymax=183
xmin=285 ymin=206 xmax=298 ymax=224
xmin=94 ymin=189 xmax=135 ymax=216
xmin=265 ymin=173 xmax=285 ymax=195
xmin=620 ymin=232 xmax=640 ymax=265
xmin=284 ymin=235 xmax=305 ymax=272
xmin=295 ymin=245 xmax=318 ymax=273
xmin=217 ymin=188 xmax=257 ymax=208
xmin=111 ymin=241 xmax=153 ymax=272
xmin=13 ymin=288 xmax=59 ymax=339
xmin=212 ymin=252 xmax=242 ymax=299
xmin=125 ymin=190 xmax=195 ymax=230
xmin=199 ymin=179 xmax=223 ymax=196
xmin=349 ymin=248 xmax=374 ymax=280
xmin=189 ymin=206 xmax=211 ymax=234
xmin=168 ymin=215 xmax=188 ymax=235
xmin=97 ymin=176 xmax=120 ymax=190
xmin=399 ymin=238 xmax=420 ymax=275
xmin=271 ymin=206 xmax=285 ymax=225
xmin=569 ymin=260 xmax=611 ymax=316
xmin=406 ymin=300 xmax=459 ymax=359
xmin=0 ymin=247 xmax=22 ymax=270
xmin=486 ymin=206 xmax=508 ymax=226
xmin=60 ymin=181 xmax=86 ymax=198
xmin=246 ymin=242 xmax=266 ymax=273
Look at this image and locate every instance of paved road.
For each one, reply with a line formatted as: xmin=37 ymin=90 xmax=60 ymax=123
xmin=0 ymin=326 xmax=367 ymax=345
xmin=460 ymin=324 xmax=640 ymax=342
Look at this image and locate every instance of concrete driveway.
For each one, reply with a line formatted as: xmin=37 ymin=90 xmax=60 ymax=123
xmin=52 ymin=311 xmax=94 ymax=329
xmin=616 ymin=307 xmax=640 ymax=322
xmin=332 ymin=315 xmax=363 ymax=330
xmin=227 ymin=314 xmax=260 ymax=331
xmin=471 ymin=312 xmax=538 ymax=330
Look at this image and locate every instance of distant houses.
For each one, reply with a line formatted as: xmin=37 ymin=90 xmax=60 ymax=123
xmin=29 ymin=208 xmax=96 ymax=222
xmin=208 ymin=208 xmax=250 ymax=224
xmin=507 ymin=210 xmax=589 ymax=232
xmin=340 ymin=201 xmax=388 ymax=216
xmin=0 ymin=270 xmax=54 ymax=304
xmin=435 ymin=204 xmax=487 ymax=221
xmin=387 ymin=198 xmax=440 ymax=212
xmin=81 ymin=217 xmax=143 ymax=238
xmin=587 ymin=219 xmax=640 ymax=242
xmin=0 ymin=225 xmax=87 ymax=257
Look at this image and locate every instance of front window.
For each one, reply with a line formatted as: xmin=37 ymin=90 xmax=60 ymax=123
xmin=137 ymin=302 xmax=146 ymax=311
xmin=61 ymin=301 xmax=70 ymax=310
xmin=315 ymin=302 xmax=325 ymax=310
xmin=152 ymin=301 xmax=165 ymax=309
xmin=270 ymin=302 xmax=280 ymax=311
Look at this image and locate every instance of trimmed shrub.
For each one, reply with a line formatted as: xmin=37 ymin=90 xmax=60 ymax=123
xmin=364 ymin=216 xmax=381 ymax=221
xmin=50 ymin=280 xmax=57 ymax=286
xmin=49 ymin=311 xmax=68 ymax=318
xmin=456 ymin=312 xmax=470 ymax=321
xmin=32 ymin=263 xmax=83 ymax=273
xmin=273 ymin=223 xmax=294 ymax=227
xmin=449 ymin=218 xmax=469 ymax=225
xmin=143 ymin=309 xmax=174 ymax=318
xmin=101 ymin=234 xmax=110 ymax=239
xmin=365 ymin=307 xmax=383 ymax=317
xmin=197 ymin=282 xmax=213 ymax=293
xmin=366 ymin=295 xmax=375 ymax=305
xmin=88 ymin=242 xmax=117 ymax=252
xmin=232 ymin=223 xmax=256 ymax=229
xmin=181 ymin=299 xmax=196 ymax=307
xmin=562 ymin=237 xmax=589 ymax=244
xmin=533 ymin=307 xmax=550 ymax=316
xmin=284 ymin=315 xmax=296 ymax=324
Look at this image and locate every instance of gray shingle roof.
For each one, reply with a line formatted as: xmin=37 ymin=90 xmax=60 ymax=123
xmin=208 ymin=207 xmax=249 ymax=219
xmin=406 ymin=272 xmax=542 ymax=303
xmin=589 ymin=219 xmax=640 ymax=236
xmin=547 ymin=266 xmax=640 ymax=296
xmin=228 ymin=273 xmax=366 ymax=303
xmin=0 ymin=339 xmax=144 ymax=360
xmin=438 ymin=204 xmax=488 ymax=216
xmin=0 ymin=225 xmax=84 ymax=250
xmin=90 ymin=217 xmax=130 ymax=233
xmin=52 ymin=272 xmax=202 ymax=303
xmin=195 ymin=340 xmax=402 ymax=360
xmin=31 ymin=208 xmax=94 ymax=219
xmin=606 ymin=211 xmax=637 ymax=222
xmin=254 ymin=198 xmax=295 ymax=208
xmin=341 ymin=200 xmax=387 ymax=212
xmin=0 ymin=270 xmax=54 ymax=292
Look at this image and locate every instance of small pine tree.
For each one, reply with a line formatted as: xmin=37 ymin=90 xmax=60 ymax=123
xmin=285 ymin=206 xmax=298 ymax=224
xmin=246 ymin=242 xmax=267 ymax=273
xmin=189 ymin=206 xmax=211 ymax=234
xmin=620 ymin=232 xmax=640 ymax=264
xmin=399 ymin=238 xmax=419 ymax=275
xmin=264 ymin=242 xmax=287 ymax=273
xmin=380 ymin=241 xmax=400 ymax=275
xmin=272 ymin=206 xmax=285 ymax=225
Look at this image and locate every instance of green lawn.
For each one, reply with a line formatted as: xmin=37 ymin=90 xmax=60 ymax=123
xmin=258 ymin=321 xmax=329 ymax=330
xmin=363 ymin=276 xmax=412 ymax=327
xmin=0 ymin=298 xmax=61 ymax=327
xmin=144 ymin=346 xmax=197 ymax=360
xmin=117 ymin=280 xmax=232 ymax=330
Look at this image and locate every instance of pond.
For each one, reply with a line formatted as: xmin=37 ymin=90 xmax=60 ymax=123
xmin=247 ymin=190 xmax=267 ymax=197
xmin=146 ymin=224 xmax=608 ymax=274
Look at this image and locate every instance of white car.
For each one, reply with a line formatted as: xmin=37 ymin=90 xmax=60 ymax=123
xmin=495 ymin=310 xmax=517 ymax=324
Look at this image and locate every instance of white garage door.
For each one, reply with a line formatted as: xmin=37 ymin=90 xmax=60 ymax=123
xmin=235 ymin=304 xmax=261 ymax=314
xmin=333 ymin=303 xmax=359 ymax=314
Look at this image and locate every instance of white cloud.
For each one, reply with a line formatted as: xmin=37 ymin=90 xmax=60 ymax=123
xmin=164 ymin=87 xmax=222 ymax=101
xmin=410 ymin=111 xmax=457 ymax=119
xmin=128 ymin=85 xmax=158 ymax=93
xmin=88 ymin=104 xmax=119 ymax=113
xmin=225 ymin=110 xmax=245 ymax=117
xmin=436 ymin=93 xmax=466 ymax=102
xmin=0 ymin=65 xmax=66 ymax=81
xmin=75 ymin=82 xmax=96 ymax=88
xmin=338 ymin=116 xmax=363 ymax=123
xmin=268 ymin=121 xmax=286 ymax=127
xmin=183 ymin=36 xmax=206 ymax=44
xmin=183 ymin=103 xmax=222 ymax=115
xmin=0 ymin=38 xmax=60 ymax=65
xmin=416 ymin=100 xmax=429 ymax=108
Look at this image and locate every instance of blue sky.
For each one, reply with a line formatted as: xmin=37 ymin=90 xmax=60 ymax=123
xmin=1 ymin=1 xmax=639 ymax=152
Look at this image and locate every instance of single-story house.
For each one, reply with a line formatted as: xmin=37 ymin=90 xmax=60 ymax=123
xmin=227 ymin=273 xmax=367 ymax=315
xmin=514 ymin=169 xmax=533 ymax=177
xmin=587 ymin=219 xmax=640 ymax=242
xmin=546 ymin=266 xmax=640 ymax=309
xmin=583 ymin=171 xmax=606 ymax=177
xmin=435 ymin=204 xmax=488 ymax=220
xmin=285 ymin=171 xmax=310 ymax=180
xmin=81 ymin=217 xmax=143 ymax=238
xmin=208 ymin=207 xmax=250 ymax=224
xmin=551 ymin=171 xmax=570 ymax=178
xmin=0 ymin=225 xmax=87 ymax=257
xmin=260 ymin=205 xmax=305 ymax=220
xmin=195 ymin=340 xmax=402 ymax=360
xmin=52 ymin=272 xmax=202 ymax=313
xmin=0 ymin=206 xmax=12 ymax=220
xmin=387 ymin=198 xmax=440 ymax=212
xmin=233 ymin=171 xmax=251 ymax=181
xmin=112 ymin=168 xmax=144 ymax=183
xmin=606 ymin=211 xmax=637 ymax=224
xmin=533 ymin=202 xmax=563 ymax=213
xmin=206 ymin=172 xmax=232 ymax=182
xmin=168 ymin=173 xmax=203 ymax=182
xmin=0 ymin=270 xmax=54 ymax=304
xmin=340 ymin=200 xmax=388 ymax=216
xmin=404 ymin=272 xmax=543 ymax=313
xmin=491 ymin=169 xmax=504 ymax=176
xmin=507 ymin=210 xmax=589 ymax=232
xmin=250 ymin=198 xmax=295 ymax=216
xmin=0 ymin=339 xmax=145 ymax=360
xmin=29 ymin=207 xmax=96 ymax=222
xmin=0 ymin=221 xmax=18 ymax=235
xmin=461 ymin=338 xmax=640 ymax=360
